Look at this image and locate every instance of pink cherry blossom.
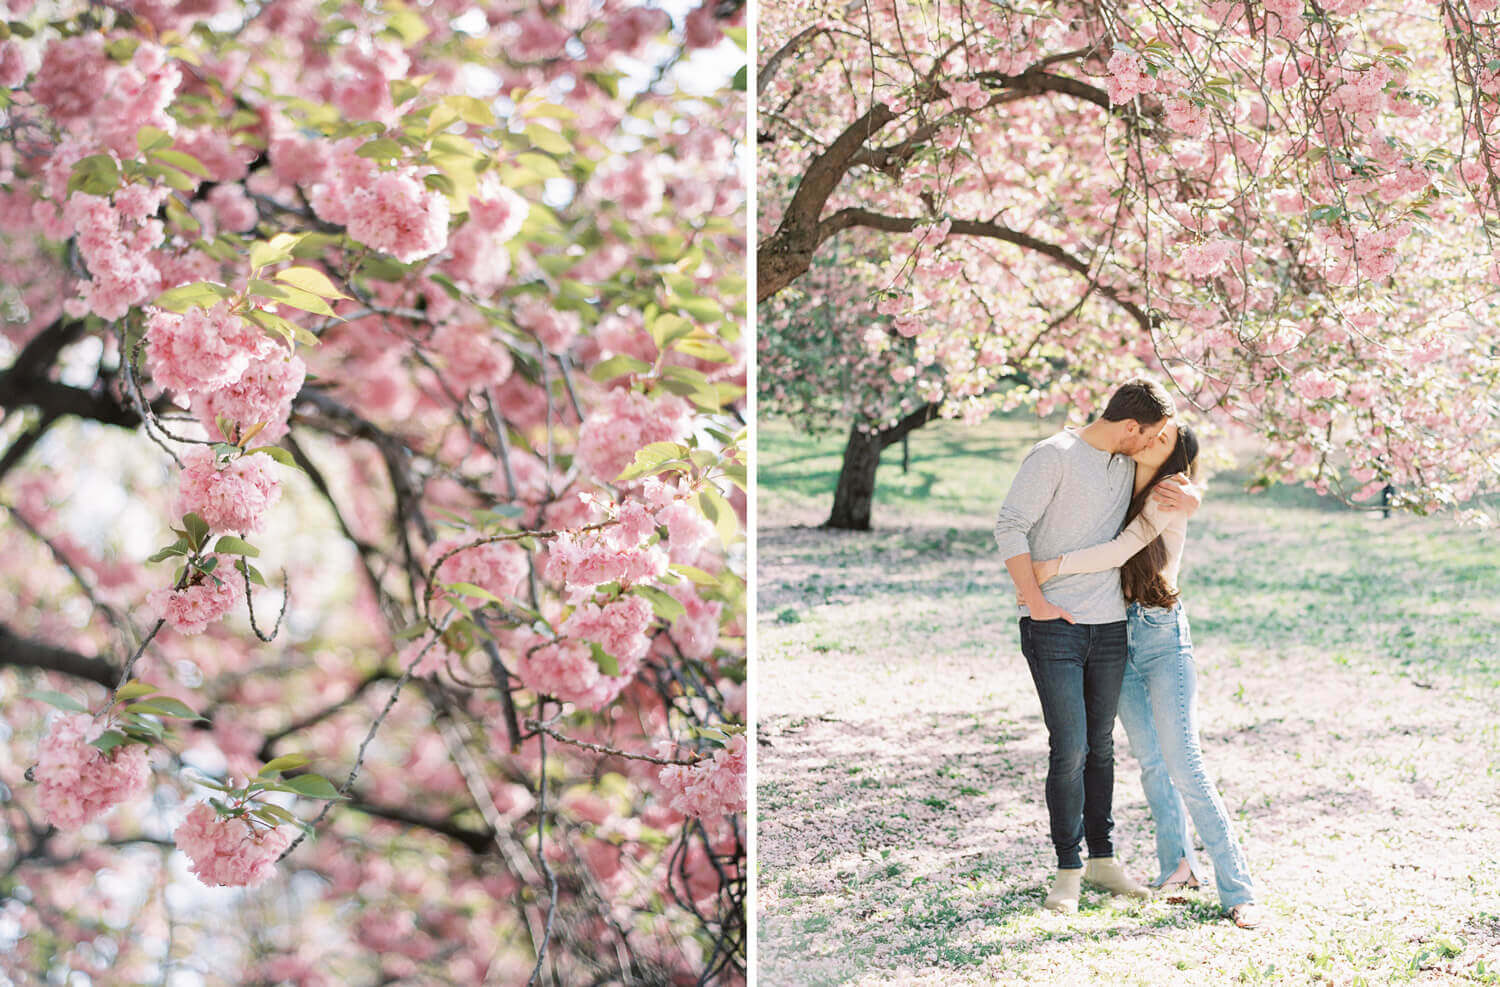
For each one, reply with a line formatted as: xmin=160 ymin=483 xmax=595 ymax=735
xmin=192 ymin=352 xmax=307 ymax=446
xmin=428 ymin=323 xmax=515 ymax=392
xmin=344 ymin=169 xmax=450 ymax=262
xmin=429 ymin=537 xmax=529 ymax=602
xmin=148 ymin=560 xmax=245 ymax=635
xmin=174 ymin=447 xmax=282 ymax=534
xmin=173 ymin=801 xmax=293 ymax=888
xmin=514 ymin=298 xmax=581 ymax=352
xmin=1179 ymin=239 xmax=1235 ymax=278
xmin=34 ymin=714 xmax=151 ymax=830
xmin=657 ymin=734 xmax=746 ymax=819
xmin=146 ymin=304 xmax=273 ymax=397
xmin=575 ymin=389 xmax=694 ymax=482
xmin=667 ymin=581 xmax=723 ymax=660
xmin=467 ymin=182 xmax=529 ymax=241
xmin=513 ymin=639 xmax=633 ymax=711
xmin=562 ymin=594 xmax=655 ymax=667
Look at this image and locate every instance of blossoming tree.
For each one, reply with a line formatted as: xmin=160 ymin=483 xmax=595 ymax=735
xmin=0 ymin=0 xmax=748 ymax=983
xmin=760 ymin=0 xmax=1500 ymax=529
xmin=757 ymin=232 xmax=953 ymax=527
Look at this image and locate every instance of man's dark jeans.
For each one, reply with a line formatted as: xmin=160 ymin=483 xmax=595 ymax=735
xmin=1019 ymin=617 xmax=1129 ymax=869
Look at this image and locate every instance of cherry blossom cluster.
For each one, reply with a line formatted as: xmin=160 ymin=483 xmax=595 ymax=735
xmin=3 ymin=0 xmax=747 ymax=980
xmin=173 ymin=800 xmax=294 ymax=889
xmin=658 ymin=734 xmax=748 ymax=820
xmin=146 ymin=556 xmax=245 ymax=636
xmin=174 ymin=447 xmax=282 ymax=535
xmin=33 ymin=714 xmax=151 ymax=830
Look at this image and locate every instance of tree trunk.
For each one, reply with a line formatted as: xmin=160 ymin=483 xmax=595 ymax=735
xmin=824 ymin=403 xmax=941 ymax=530
xmin=826 ymin=426 xmax=883 ymax=530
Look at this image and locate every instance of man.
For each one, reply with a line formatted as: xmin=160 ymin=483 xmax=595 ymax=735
xmin=993 ymin=377 xmax=1198 ymax=913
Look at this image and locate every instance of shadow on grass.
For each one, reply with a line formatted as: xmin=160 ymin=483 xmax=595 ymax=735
xmin=758 ymin=700 xmax=1257 ymax=984
xmin=759 ymin=503 xmax=1500 ymax=684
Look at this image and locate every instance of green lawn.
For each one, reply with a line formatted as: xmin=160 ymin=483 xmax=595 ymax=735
xmin=755 ymin=415 xmax=1500 ymax=986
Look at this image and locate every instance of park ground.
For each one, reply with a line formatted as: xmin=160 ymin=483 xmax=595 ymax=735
xmin=755 ymin=415 xmax=1500 ymax=986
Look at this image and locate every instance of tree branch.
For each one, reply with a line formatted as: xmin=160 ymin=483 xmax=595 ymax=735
xmin=0 ymin=623 xmax=117 ymax=688
xmin=757 ymin=25 xmax=830 ymax=96
xmin=819 ymin=208 xmax=1154 ymax=331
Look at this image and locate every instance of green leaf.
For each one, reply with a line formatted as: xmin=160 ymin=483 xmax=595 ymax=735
xmin=525 ymin=123 xmax=570 ymax=155
xmin=423 ymin=171 xmax=457 ymax=196
xmin=670 ymin=563 xmax=718 ymax=586
xmin=147 ymin=162 xmax=197 ymax=192
xmin=67 ymin=154 xmax=121 ymax=197
xmin=213 ymin=536 xmax=260 ymax=558
xmin=648 ymin=313 xmax=695 ymax=349
xmin=383 ymin=0 xmax=430 ymax=42
xmin=258 ymin=753 xmax=311 ymax=777
xmin=248 ymin=232 xmax=309 ymax=271
xmin=447 ymin=94 xmax=496 ymax=127
xmin=252 ymin=802 xmax=301 ymax=827
xmin=634 ymin=585 xmax=685 ymax=622
xmin=274 ymin=266 xmax=351 ymax=300
xmin=670 ymin=295 xmax=725 ymax=325
xmin=154 ymin=281 xmax=233 ymax=313
xmin=356 ymin=136 xmax=405 ymax=161
xmin=390 ymin=78 xmax=422 ymax=106
xmin=151 ymin=148 xmax=210 ymax=178
xmin=164 ymin=196 xmax=201 ymax=234
xmin=247 ymin=280 xmax=339 ymax=318
xmin=120 ymin=714 xmax=165 ymax=739
xmin=732 ymin=65 xmax=747 ymax=92
xmin=589 ymin=354 xmax=653 ymax=381
xmin=249 ymin=445 xmax=301 ymax=470
xmin=659 ymin=365 xmax=722 ymax=410
xmin=393 ymin=621 xmax=428 ymax=641
xmin=698 ymin=487 xmax=739 ymax=547
xmin=616 ymin=441 xmax=688 ymax=483
xmin=673 ymin=337 xmax=733 ymax=363
xmin=588 ymin=642 xmax=620 ymax=677
xmin=136 ymin=125 xmax=173 ymax=154
xmin=26 ymin=689 xmax=88 ymax=714
xmin=243 ymin=308 xmax=301 ymax=347
xmin=146 ymin=539 xmax=190 ymax=564
xmin=444 ymin=581 xmax=506 ymax=607
xmin=90 ymin=730 xmax=130 ymax=755
xmin=514 ymin=151 xmax=565 ymax=180
xmin=235 ymin=559 xmax=268 ymax=587
xmin=126 ymin=697 xmax=203 ymax=720
xmin=182 ymin=512 xmax=210 ymax=551
xmin=588 ymin=71 xmax=620 ymax=99
xmin=115 ymin=681 xmax=159 ymax=702
xmin=282 ymin=773 xmax=347 ymax=800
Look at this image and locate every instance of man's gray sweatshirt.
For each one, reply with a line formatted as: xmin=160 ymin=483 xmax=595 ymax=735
xmin=993 ymin=429 xmax=1134 ymax=624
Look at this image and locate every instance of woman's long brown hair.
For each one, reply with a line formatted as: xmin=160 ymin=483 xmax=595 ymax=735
xmin=1121 ymin=423 xmax=1200 ymax=608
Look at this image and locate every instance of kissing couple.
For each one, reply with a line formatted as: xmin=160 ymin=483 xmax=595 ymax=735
xmin=993 ymin=377 xmax=1262 ymax=929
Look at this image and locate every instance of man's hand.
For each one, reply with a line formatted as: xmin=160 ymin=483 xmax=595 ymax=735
xmin=1026 ymin=596 xmax=1076 ymax=623
xmin=1151 ymin=474 xmax=1203 ymax=517
xmin=1033 ymin=557 xmax=1061 ymax=585
xmin=1005 ymin=551 xmax=1073 ymax=623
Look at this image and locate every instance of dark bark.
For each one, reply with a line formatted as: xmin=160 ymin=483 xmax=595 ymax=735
xmin=825 ymin=403 xmax=940 ymax=530
xmin=0 ymin=623 xmax=118 ymax=688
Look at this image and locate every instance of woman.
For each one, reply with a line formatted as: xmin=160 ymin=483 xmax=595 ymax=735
xmin=1033 ymin=421 xmax=1263 ymax=929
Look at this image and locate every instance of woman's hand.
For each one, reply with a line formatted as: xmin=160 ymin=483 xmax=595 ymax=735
xmin=1033 ymin=557 xmax=1061 ymax=585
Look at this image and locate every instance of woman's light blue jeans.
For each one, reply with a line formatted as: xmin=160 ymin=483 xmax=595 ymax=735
xmin=1118 ymin=601 xmax=1256 ymax=908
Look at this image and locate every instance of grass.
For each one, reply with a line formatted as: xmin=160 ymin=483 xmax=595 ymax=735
xmin=755 ymin=415 xmax=1500 ymax=986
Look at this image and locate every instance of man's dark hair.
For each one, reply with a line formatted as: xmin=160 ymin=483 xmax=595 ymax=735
xmin=1100 ymin=377 xmax=1175 ymax=425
